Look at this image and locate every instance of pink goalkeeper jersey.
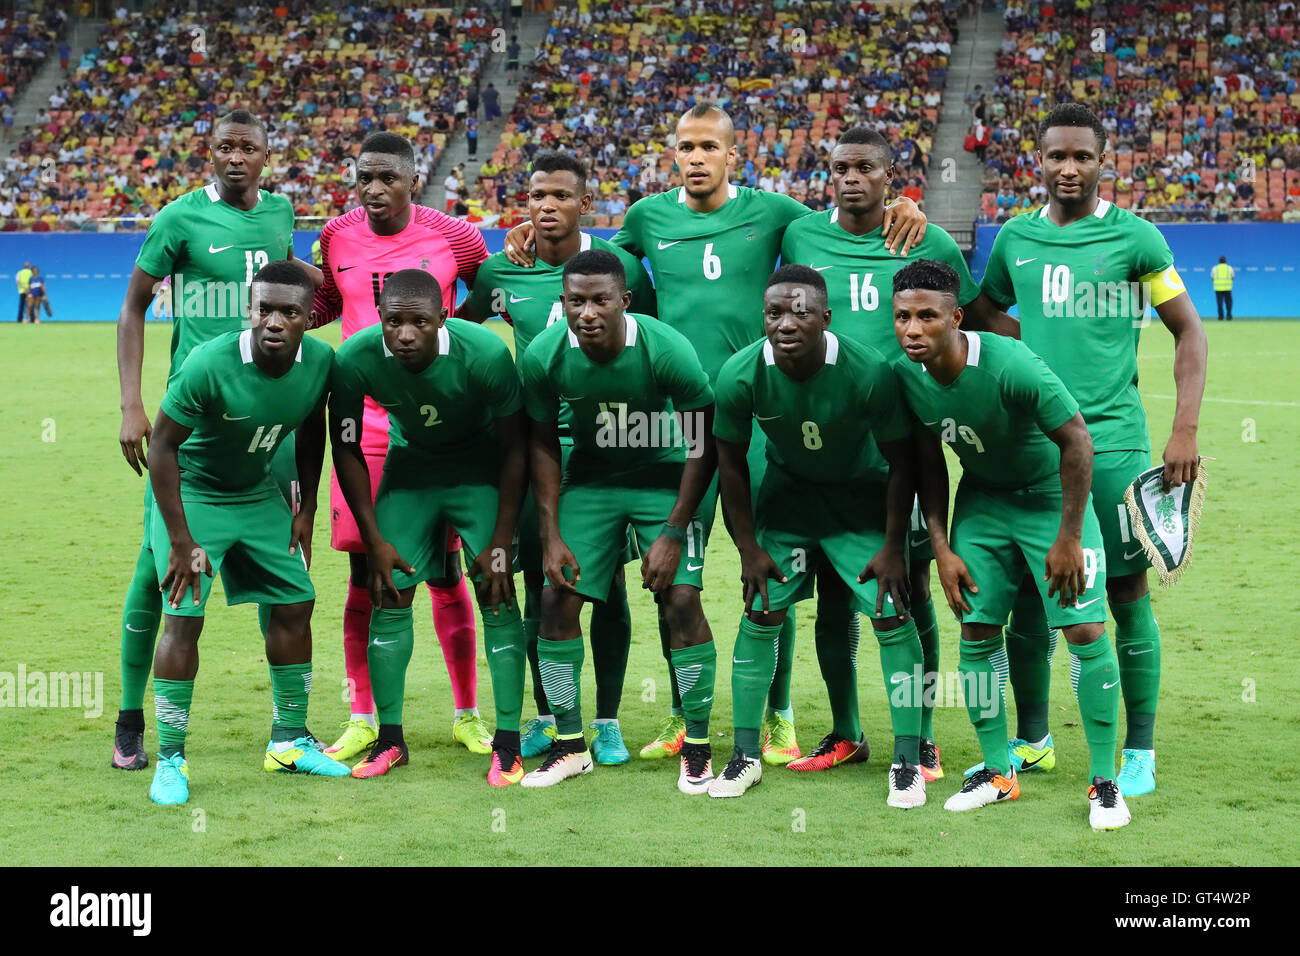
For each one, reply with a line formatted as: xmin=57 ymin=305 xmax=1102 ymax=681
xmin=312 ymin=205 xmax=488 ymax=454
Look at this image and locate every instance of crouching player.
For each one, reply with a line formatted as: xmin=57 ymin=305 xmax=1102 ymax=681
xmin=892 ymin=260 xmax=1129 ymax=831
xmin=519 ymin=249 xmax=719 ymax=793
xmin=145 ymin=261 xmax=347 ymax=805
xmin=329 ymin=269 xmax=528 ymax=785
xmin=710 ymin=265 xmax=925 ymax=806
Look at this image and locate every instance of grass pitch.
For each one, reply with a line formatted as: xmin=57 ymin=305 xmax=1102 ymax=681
xmin=1 ymin=318 xmax=1296 ymax=866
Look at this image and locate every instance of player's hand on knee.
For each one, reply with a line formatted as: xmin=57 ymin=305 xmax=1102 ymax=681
xmin=368 ymin=541 xmax=414 ymax=606
xmin=1161 ymin=430 xmax=1198 ymax=493
xmin=543 ymin=537 xmax=580 ymax=592
xmin=504 ymin=221 xmax=536 ymax=267
xmin=739 ymin=546 xmax=785 ymax=615
xmin=882 ymin=195 xmax=927 ymax=256
xmin=119 ymin=407 xmax=152 ymax=475
xmin=934 ymin=546 xmax=975 ymax=620
xmin=469 ymin=542 xmax=514 ymax=614
xmin=640 ymin=535 xmax=681 ymax=593
xmin=1044 ymin=535 xmax=1086 ymax=608
xmin=289 ymin=508 xmax=314 ymax=569
xmin=162 ymin=539 xmax=211 ymax=609
xmin=860 ymin=545 xmax=911 ymax=619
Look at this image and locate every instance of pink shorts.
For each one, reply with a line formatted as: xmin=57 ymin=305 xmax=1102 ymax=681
xmin=329 ymin=453 xmax=463 ymax=554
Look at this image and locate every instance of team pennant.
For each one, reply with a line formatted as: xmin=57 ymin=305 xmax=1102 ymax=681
xmin=1122 ymin=459 xmax=1208 ymax=587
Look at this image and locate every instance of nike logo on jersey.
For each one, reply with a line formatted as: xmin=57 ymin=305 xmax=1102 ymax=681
xmin=337 ymin=265 xmax=356 ymax=272
xmin=222 ymin=412 xmax=251 ymax=421
xmin=378 ymin=400 xmax=401 ymax=407
xmin=1102 ymin=679 xmax=1121 ymax=689
xmin=1123 ymin=548 xmax=1145 ymax=560
xmin=812 ymin=265 xmax=833 ymax=272
xmin=208 ymin=243 xmax=234 ymax=254
xmin=559 ymin=395 xmax=586 ymax=402
xmin=755 ymin=414 xmax=781 ymax=421
xmin=922 ymin=421 xmax=941 ymax=426
xmin=1016 ymin=256 xmax=1038 ymax=266
xmin=687 ymin=562 xmax=703 ymax=571
xmin=1074 ymin=596 xmax=1103 ymax=609
xmin=509 ymin=293 xmax=533 ymax=303
xmin=657 ymin=239 xmax=683 ymax=249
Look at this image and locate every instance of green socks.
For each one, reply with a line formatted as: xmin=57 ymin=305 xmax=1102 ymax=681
xmin=877 ymin=619 xmax=923 ymax=764
xmin=671 ymin=641 xmax=716 ymax=740
xmin=814 ymin=600 xmax=861 ymax=741
xmin=369 ymin=606 xmax=415 ymax=725
xmin=523 ymin=585 xmax=548 ymax=714
xmin=912 ymin=594 xmax=939 ymax=740
xmin=537 ymin=637 xmax=585 ymax=735
xmin=959 ymin=633 xmax=1009 ymax=774
xmin=591 ymin=575 xmax=632 ymax=720
xmin=657 ymin=605 xmax=683 ymax=715
xmin=268 ymin=662 xmax=311 ymax=743
xmin=731 ymin=616 xmax=780 ymax=758
xmin=153 ymin=677 xmax=193 ymax=759
xmin=483 ymin=601 xmax=526 ymax=734
xmin=120 ymin=547 xmax=162 ymax=710
xmin=1069 ymin=633 xmax=1120 ymax=781
xmin=1113 ymin=594 xmax=1161 ymax=750
xmin=766 ymin=608 xmax=796 ymax=713
xmin=1006 ymin=588 xmax=1054 ymax=743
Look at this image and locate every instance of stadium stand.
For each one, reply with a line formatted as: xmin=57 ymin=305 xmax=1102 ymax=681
xmin=473 ymin=0 xmax=959 ymax=227
xmin=0 ymin=2 xmax=494 ymax=231
xmin=973 ymin=0 xmax=1300 ymax=223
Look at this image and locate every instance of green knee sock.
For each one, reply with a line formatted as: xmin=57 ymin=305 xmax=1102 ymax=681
xmin=1112 ymin=594 xmax=1160 ymax=750
xmin=1070 ymin=633 xmax=1120 ymax=780
xmin=959 ymin=633 xmax=1009 ymax=774
xmin=120 ymin=547 xmax=162 ymax=710
xmin=814 ymin=600 xmax=861 ymax=741
xmin=877 ymin=619 xmax=923 ymax=764
xmin=537 ymin=637 xmax=585 ymax=736
xmin=523 ymin=585 xmax=548 ymax=715
xmin=766 ymin=607 xmax=796 ymax=715
xmin=732 ymin=617 xmax=780 ymax=758
xmin=153 ymin=677 xmax=193 ymax=759
xmin=483 ymin=601 xmax=526 ymax=734
xmin=1006 ymin=589 xmax=1054 ymax=743
xmin=912 ymin=595 xmax=939 ymax=740
xmin=657 ymin=605 xmax=682 ymax=715
xmin=591 ymin=576 xmax=631 ymax=720
xmin=268 ymin=662 xmax=311 ymax=743
xmin=368 ymin=606 xmax=415 ymax=725
xmin=671 ymin=641 xmax=716 ymax=741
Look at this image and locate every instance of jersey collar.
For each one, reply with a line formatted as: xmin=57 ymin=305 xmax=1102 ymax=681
xmin=678 ymin=183 xmax=738 ymax=202
xmin=207 ymin=183 xmax=261 ymax=204
xmin=962 ymin=330 xmax=982 ymax=366
xmin=568 ymin=314 xmax=638 ymax=349
xmin=240 ymin=328 xmax=303 ymax=363
xmin=763 ymin=330 xmax=839 ymax=366
xmin=579 ymin=231 xmax=593 ymax=251
xmin=1038 ymin=197 xmax=1110 ymax=219
xmin=382 ymin=325 xmax=450 ymax=358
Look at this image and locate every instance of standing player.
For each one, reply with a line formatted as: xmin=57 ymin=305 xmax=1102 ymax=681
xmin=113 ymin=109 xmax=322 ymax=772
xmin=310 ymin=131 xmax=493 ymax=761
xmin=780 ymin=126 xmax=1017 ymax=782
xmin=710 ymin=266 xmax=924 ymax=805
xmin=330 ymin=270 xmax=528 ymax=785
xmin=894 ymin=260 xmax=1129 ymax=830
xmin=519 ymin=250 xmax=719 ymax=793
xmin=144 ymin=261 xmax=347 ymax=805
xmin=506 ymin=104 xmax=928 ymax=764
xmin=459 ymin=151 xmax=656 ymax=765
xmin=978 ymin=104 xmax=1206 ymax=794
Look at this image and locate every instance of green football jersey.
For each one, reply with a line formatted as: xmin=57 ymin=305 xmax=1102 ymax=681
xmin=136 ymin=184 xmax=296 ymax=382
xmin=714 ymin=331 xmax=911 ymax=485
xmin=780 ymin=210 xmax=980 ymax=358
xmin=331 ymin=319 xmax=522 ymax=480
xmin=158 ymin=330 xmax=334 ymax=503
xmin=462 ymin=232 xmax=657 ymax=357
xmin=613 ymin=185 xmax=811 ymax=381
xmin=980 ymin=199 xmax=1175 ymax=453
xmin=892 ymin=331 xmax=1079 ymax=492
xmin=520 ymin=313 xmax=714 ymax=483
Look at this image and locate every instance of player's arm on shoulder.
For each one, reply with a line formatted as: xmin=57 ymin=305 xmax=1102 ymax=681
xmin=961 ymin=291 xmax=1020 ymax=338
xmin=308 ymin=224 xmax=343 ymax=328
xmin=1042 ymin=410 xmax=1094 ymax=605
xmin=609 ymin=198 xmax=645 ymax=258
xmin=621 ymin=249 xmax=657 ymax=317
xmin=1147 ymin=264 xmax=1206 ymax=491
xmin=457 ymin=259 xmax=496 ymax=321
xmin=881 ymin=193 xmax=927 ymax=256
xmin=117 ymin=265 xmax=168 ymax=474
xmin=978 ymin=225 xmax=1017 ymax=313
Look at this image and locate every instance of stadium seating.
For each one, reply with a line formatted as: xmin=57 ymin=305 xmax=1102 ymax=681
xmin=975 ymin=0 xmax=1300 ymax=223
xmin=474 ymin=0 xmax=958 ymax=226
xmin=0 ymin=3 xmax=494 ymax=231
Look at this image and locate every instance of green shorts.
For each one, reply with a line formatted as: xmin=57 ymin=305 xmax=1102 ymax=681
xmin=949 ymin=481 xmax=1107 ymax=629
xmin=1092 ymin=449 xmax=1152 ymax=577
xmin=148 ymin=493 xmax=315 ymax=617
xmin=908 ymin=494 xmax=934 ymax=564
xmin=269 ymin=432 xmax=299 ymax=513
xmin=517 ymin=440 xmax=637 ymax=580
xmin=375 ymin=457 xmax=505 ymax=593
xmin=753 ymin=473 xmax=899 ymax=619
xmin=558 ymin=463 xmax=705 ymax=601
xmin=700 ymin=419 xmax=768 ymax=545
